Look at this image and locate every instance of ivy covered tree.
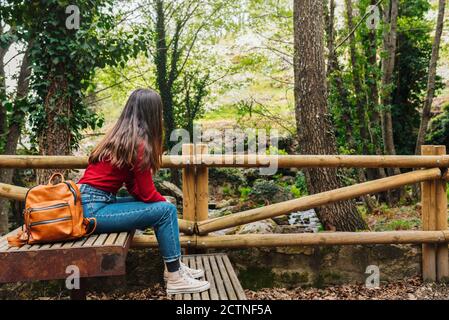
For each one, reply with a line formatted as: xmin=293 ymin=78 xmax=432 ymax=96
xmin=24 ymin=0 xmax=146 ymax=183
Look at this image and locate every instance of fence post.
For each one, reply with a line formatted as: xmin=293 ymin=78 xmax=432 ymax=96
xmin=434 ymin=146 xmax=448 ymax=281
xmin=195 ymin=143 xmax=209 ymax=253
xmin=421 ymin=145 xmax=437 ymax=281
xmin=195 ymin=143 xmax=209 ymax=223
xmin=182 ymin=144 xmax=196 ymax=252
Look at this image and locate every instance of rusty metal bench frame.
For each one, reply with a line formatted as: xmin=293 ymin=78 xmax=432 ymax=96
xmin=0 ymin=228 xmax=133 ymax=299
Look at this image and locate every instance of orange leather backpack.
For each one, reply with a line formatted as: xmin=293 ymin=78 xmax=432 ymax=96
xmin=8 ymin=173 xmax=96 ymax=247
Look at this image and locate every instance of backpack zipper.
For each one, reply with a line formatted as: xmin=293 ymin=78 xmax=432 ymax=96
xmin=30 ymin=216 xmax=72 ymax=227
xmin=64 ymin=182 xmax=77 ymax=205
xmin=28 ymin=202 xmax=69 ymax=212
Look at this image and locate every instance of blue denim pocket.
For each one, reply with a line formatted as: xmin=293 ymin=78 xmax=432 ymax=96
xmin=80 ymin=184 xmax=114 ymax=217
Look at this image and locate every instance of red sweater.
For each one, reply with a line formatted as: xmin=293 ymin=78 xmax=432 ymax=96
xmin=78 ymin=145 xmax=165 ymax=203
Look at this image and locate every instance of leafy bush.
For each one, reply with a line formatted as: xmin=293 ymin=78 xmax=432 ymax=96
xmin=239 ymin=186 xmax=251 ymax=201
xmin=249 ymin=179 xmax=293 ymax=204
xmin=209 ymin=167 xmax=246 ymax=187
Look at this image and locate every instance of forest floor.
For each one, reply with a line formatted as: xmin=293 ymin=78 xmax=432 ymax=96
xmin=81 ymin=277 xmax=449 ymax=300
xmin=2 ymin=276 xmax=446 ymax=300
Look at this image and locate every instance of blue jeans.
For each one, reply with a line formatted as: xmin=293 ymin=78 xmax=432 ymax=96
xmin=79 ymin=183 xmax=181 ymax=263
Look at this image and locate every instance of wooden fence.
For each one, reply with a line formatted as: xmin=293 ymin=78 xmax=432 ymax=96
xmin=0 ymin=144 xmax=448 ymax=282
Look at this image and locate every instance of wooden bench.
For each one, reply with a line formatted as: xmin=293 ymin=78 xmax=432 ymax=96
xmin=0 ymin=227 xmax=133 ymax=299
xmin=173 ymin=253 xmax=246 ymax=300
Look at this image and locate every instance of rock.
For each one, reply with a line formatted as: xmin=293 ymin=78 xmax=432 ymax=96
xmin=236 ymin=219 xmax=277 ymax=234
xmin=279 ymin=176 xmax=295 ymax=184
xmin=156 ymin=180 xmax=183 ymax=202
xmin=272 ymin=215 xmax=290 ymax=225
xmin=209 ymin=208 xmax=233 ymax=219
xmin=275 ymin=225 xmax=310 ymax=233
xmin=215 ymin=199 xmax=234 ymax=209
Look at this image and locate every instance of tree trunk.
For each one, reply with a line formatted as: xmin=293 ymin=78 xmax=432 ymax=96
xmin=36 ymin=73 xmax=71 ymax=184
xmin=380 ymin=0 xmax=399 ymax=161
xmin=380 ymin=0 xmax=403 ymax=204
xmin=293 ymin=0 xmax=367 ymax=231
xmin=364 ymin=0 xmax=388 ymax=199
xmin=0 ymin=43 xmax=32 ymax=234
xmin=345 ymin=0 xmax=369 ymax=155
xmin=0 ymin=25 xmax=13 ymax=146
xmin=325 ymin=0 xmax=355 ymax=147
xmin=415 ymin=0 xmax=446 ymax=154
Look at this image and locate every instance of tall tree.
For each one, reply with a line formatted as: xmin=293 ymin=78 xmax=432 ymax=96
xmin=380 ymin=0 xmax=399 ymax=161
xmin=147 ymin=0 xmax=224 ymax=150
xmin=27 ymin=0 xmax=144 ymax=184
xmin=293 ymin=0 xmax=367 ymax=231
xmin=344 ymin=0 xmax=369 ymax=155
xmin=415 ymin=0 xmax=446 ymax=154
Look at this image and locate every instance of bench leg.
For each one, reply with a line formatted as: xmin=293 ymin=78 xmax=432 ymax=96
xmin=70 ymin=278 xmax=87 ymax=300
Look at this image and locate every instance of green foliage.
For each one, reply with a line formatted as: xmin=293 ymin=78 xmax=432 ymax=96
xmin=391 ymin=0 xmax=442 ymax=155
xmin=426 ymin=102 xmax=449 ymax=148
xmin=249 ymin=178 xmax=292 ymax=204
xmin=238 ymin=186 xmax=251 ymax=201
xmin=23 ymin=0 xmax=147 ymax=150
xmin=209 ymin=167 xmax=246 ymax=186
xmin=294 ymin=171 xmax=308 ymax=196
xmin=374 ymin=218 xmax=421 ymax=231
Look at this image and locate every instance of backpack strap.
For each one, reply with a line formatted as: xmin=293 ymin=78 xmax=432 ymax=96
xmin=7 ymin=228 xmax=29 ymax=247
xmin=83 ymin=217 xmax=97 ymax=237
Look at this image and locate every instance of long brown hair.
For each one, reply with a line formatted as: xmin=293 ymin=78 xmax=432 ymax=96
xmin=89 ymin=88 xmax=164 ymax=172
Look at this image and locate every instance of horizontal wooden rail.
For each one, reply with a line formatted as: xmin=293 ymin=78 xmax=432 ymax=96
xmin=0 ymin=182 xmax=195 ymax=234
xmin=197 ymin=168 xmax=443 ymax=235
xmin=131 ymin=231 xmax=449 ymax=248
xmin=1 ymin=154 xmax=449 ymax=169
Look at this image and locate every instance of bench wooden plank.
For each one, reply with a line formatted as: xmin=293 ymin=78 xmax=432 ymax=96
xmin=82 ymin=234 xmax=98 ymax=247
xmin=208 ymin=255 xmax=228 ymax=300
xmin=222 ymin=255 xmax=246 ymax=300
xmin=115 ymin=232 xmax=129 ymax=247
xmin=50 ymin=242 xmax=64 ymax=249
xmin=202 ymin=254 xmax=219 ymax=300
xmin=0 ymin=242 xmax=9 ymax=251
xmin=104 ymin=233 xmax=118 ymax=246
xmin=195 ymin=255 xmax=210 ymax=300
xmin=93 ymin=233 xmax=108 ymax=246
xmin=216 ymin=254 xmax=237 ymax=300
xmin=71 ymin=236 xmax=88 ymax=248
xmin=62 ymin=240 xmax=75 ymax=248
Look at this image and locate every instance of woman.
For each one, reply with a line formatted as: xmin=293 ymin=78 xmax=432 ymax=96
xmin=77 ymin=88 xmax=210 ymax=295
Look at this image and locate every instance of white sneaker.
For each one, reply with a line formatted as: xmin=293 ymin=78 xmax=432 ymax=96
xmin=166 ymin=268 xmax=210 ymax=295
xmin=164 ymin=261 xmax=205 ymax=281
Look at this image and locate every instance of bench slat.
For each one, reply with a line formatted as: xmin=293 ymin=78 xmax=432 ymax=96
xmin=208 ymin=255 xmax=228 ymax=300
xmin=195 ymin=255 xmax=210 ymax=300
xmin=115 ymin=232 xmax=129 ymax=247
xmin=216 ymin=254 xmax=237 ymax=300
xmin=93 ymin=233 xmax=108 ymax=246
xmin=202 ymin=254 xmax=219 ymax=300
xmin=104 ymin=233 xmax=118 ymax=246
xmin=82 ymin=234 xmax=98 ymax=247
xmin=222 ymin=255 xmax=246 ymax=300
